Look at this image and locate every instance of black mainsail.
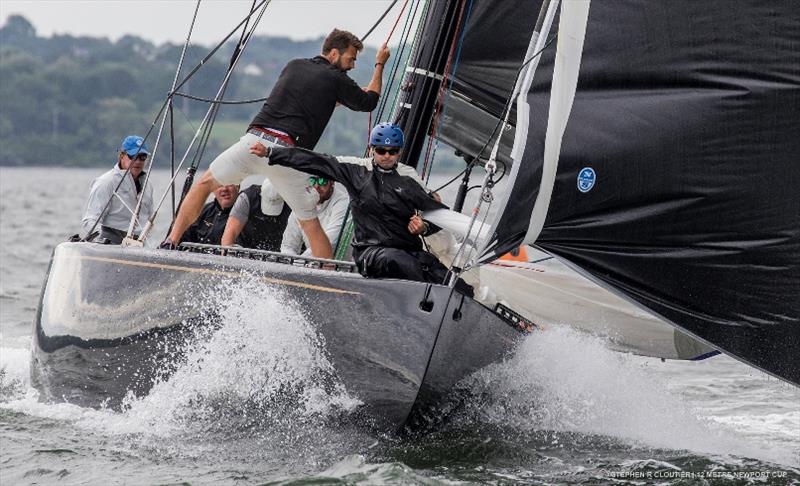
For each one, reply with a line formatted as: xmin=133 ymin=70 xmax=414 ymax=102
xmin=437 ymin=1 xmax=800 ymax=384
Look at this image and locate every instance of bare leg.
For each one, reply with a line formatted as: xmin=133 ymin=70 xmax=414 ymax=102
xmin=168 ymin=171 xmax=221 ymax=243
xmin=298 ymin=217 xmax=333 ymax=259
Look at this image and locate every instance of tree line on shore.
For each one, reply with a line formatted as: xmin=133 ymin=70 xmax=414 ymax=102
xmin=0 ymin=15 xmax=420 ymax=168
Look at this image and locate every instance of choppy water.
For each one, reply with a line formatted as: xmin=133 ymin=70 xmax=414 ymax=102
xmin=1 ymin=166 xmax=798 ymax=485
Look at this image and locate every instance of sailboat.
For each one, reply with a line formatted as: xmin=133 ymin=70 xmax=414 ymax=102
xmin=30 ymin=0 xmax=799 ymax=431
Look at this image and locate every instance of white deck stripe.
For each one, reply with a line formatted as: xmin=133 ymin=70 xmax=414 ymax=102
xmin=74 ymin=255 xmax=362 ymax=295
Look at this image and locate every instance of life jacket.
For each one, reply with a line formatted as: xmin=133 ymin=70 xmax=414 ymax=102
xmin=238 ymin=185 xmax=291 ymax=251
xmin=183 ymin=200 xmax=231 ymax=245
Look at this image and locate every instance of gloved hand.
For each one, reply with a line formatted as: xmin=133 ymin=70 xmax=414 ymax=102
xmin=159 ymin=239 xmax=177 ymax=250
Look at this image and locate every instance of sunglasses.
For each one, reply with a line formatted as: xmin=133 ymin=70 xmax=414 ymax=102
xmin=308 ymin=176 xmax=329 ymax=186
xmin=127 ymin=153 xmax=148 ymax=161
xmin=373 ymin=147 xmax=400 ymax=156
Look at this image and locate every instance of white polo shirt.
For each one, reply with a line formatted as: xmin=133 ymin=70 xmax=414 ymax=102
xmin=280 ymin=184 xmax=350 ymax=256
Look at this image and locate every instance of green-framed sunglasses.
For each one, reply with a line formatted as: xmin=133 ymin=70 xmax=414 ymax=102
xmin=308 ymin=176 xmax=329 ymax=186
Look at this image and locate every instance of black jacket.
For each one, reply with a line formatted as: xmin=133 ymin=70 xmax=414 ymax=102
xmin=250 ymin=56 xmax=379 ymax=149
xmin=182 ymin=200 xmax=231 ymax=245
xmin=269 ymin=148 xmax=446 ymax=252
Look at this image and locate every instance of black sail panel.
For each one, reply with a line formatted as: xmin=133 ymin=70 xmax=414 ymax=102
xmin=448 ymin=0 xmax=542 ymax=118
xmin=486 ymin=1 xmax=800 ymax=384
xmin=436 ymin=0 xmax=543 ymax=165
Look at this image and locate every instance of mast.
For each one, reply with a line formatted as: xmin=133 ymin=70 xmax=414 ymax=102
xmin=394 ymin=0 xmax=464 ymax=169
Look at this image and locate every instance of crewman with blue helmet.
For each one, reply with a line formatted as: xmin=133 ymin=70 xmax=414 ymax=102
xmin=249 ymin=122 xmax=473 ymax=296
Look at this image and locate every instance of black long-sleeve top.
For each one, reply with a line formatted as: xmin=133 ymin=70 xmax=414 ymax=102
xmin=268 ymin=147 xmax=446 ymax=251
xmin=250 ymin=56 xmax=379 ymax=149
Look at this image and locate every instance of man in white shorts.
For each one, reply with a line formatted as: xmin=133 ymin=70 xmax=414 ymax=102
xmin=162 ymin=29 xmax=390 ymax=258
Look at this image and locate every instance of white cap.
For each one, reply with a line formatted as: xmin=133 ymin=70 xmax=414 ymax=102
xmin=260 ymin=180 xmax=285 ymax=216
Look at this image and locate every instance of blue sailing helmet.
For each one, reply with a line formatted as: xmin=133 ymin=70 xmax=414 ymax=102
xmin=369 ymin=123 xmax=404 ymax=148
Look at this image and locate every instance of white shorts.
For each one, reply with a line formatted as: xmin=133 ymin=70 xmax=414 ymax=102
xmin=209 ymin=133 xmax=319 ymax=220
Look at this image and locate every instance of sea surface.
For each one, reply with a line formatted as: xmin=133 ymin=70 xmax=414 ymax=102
xmin=1 ymin=166 xmax=798 ymax=485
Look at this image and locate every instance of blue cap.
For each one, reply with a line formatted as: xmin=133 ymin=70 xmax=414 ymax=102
xmin=369 ymin=123 xmax=404 ymax=148
xmin=120 ymin=135 xmax=150 ymax=157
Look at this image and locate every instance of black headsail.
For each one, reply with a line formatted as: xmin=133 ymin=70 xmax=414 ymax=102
xmin=462 ymin=1 xmax=799 ymax=385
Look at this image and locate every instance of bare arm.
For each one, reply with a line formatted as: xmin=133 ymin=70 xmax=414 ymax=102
xmin=251 ymin=144 xmax=367 ymax=195
xmin=365 ymin=43 xmax=390 ymax=95
xmin=82 ymin=178 xmax=113 ymax=235
xmin=221 ymin=192 xmax=250 ymax=246
xmin=221 ymin=216 xmax=245 ymax=246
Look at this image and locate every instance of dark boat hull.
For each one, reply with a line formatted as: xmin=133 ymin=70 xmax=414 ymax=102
xmin=31 ymin=242 xmax=520 ymax=429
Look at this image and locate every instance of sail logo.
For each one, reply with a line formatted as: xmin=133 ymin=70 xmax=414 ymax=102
xmin=577 ymin=167 xmax=596 ymax=193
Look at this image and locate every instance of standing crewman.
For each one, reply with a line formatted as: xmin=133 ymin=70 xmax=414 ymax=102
xmin=162 ymin=29 xmax=390 ymax=258
xmin=249 ymin=123 xmax=473 ymax=296
xmin=82 ymin=135 xmax=153 ymax=244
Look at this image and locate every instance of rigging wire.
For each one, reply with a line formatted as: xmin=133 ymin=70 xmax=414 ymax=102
xmin=191 ymin=13 xmax=254 ymax=177
xmin=379 ymin=0 xmax=423 ymax=119
xmin=389 ymin=0 xmax=431 ymax=121
xmin=419 ymin=0 xmax=474 ymax=182
xmin=140 ymin=0 xmax=272 ymax=242
xmin=166 ymin=0 xmax=270 ymax=98
xmin=454 ymin=190 xmax=494 ymax=274
xmin=187 ymin=0 xmax=257 ymax=178
xmin=80 ymin=0 xmax=202 ymax=241
xmin=362 ymin=0 xmax=410 ymax=140
xmin=427 ymin=33 xmax=556 ymax=195
xmin=188 ymin=0 xmax=260 ymax=175
xmin=169 ymin=103 xmax=176 ymax=215
xmin=361 ymin=0 xmax=400 ymax=42
xmin=126 ymin=0 xmax=203 ymax=238
xmin=381 ymin=0 xmax=410 ymax=44
xmin=83 ymin=0 xmax=271 ymax=241
xmin=333 ymin=0 xmax=419 ymax=258
xmin=171 ymin=91 xmax=267 ymax=105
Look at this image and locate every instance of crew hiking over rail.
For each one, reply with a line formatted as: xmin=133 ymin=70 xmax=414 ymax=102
xmin=162 ymin=29 xmax=390 ymax=259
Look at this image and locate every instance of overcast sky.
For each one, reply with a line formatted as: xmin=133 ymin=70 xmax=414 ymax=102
xmin=0 ymin=0 xmax=411 ymax=48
